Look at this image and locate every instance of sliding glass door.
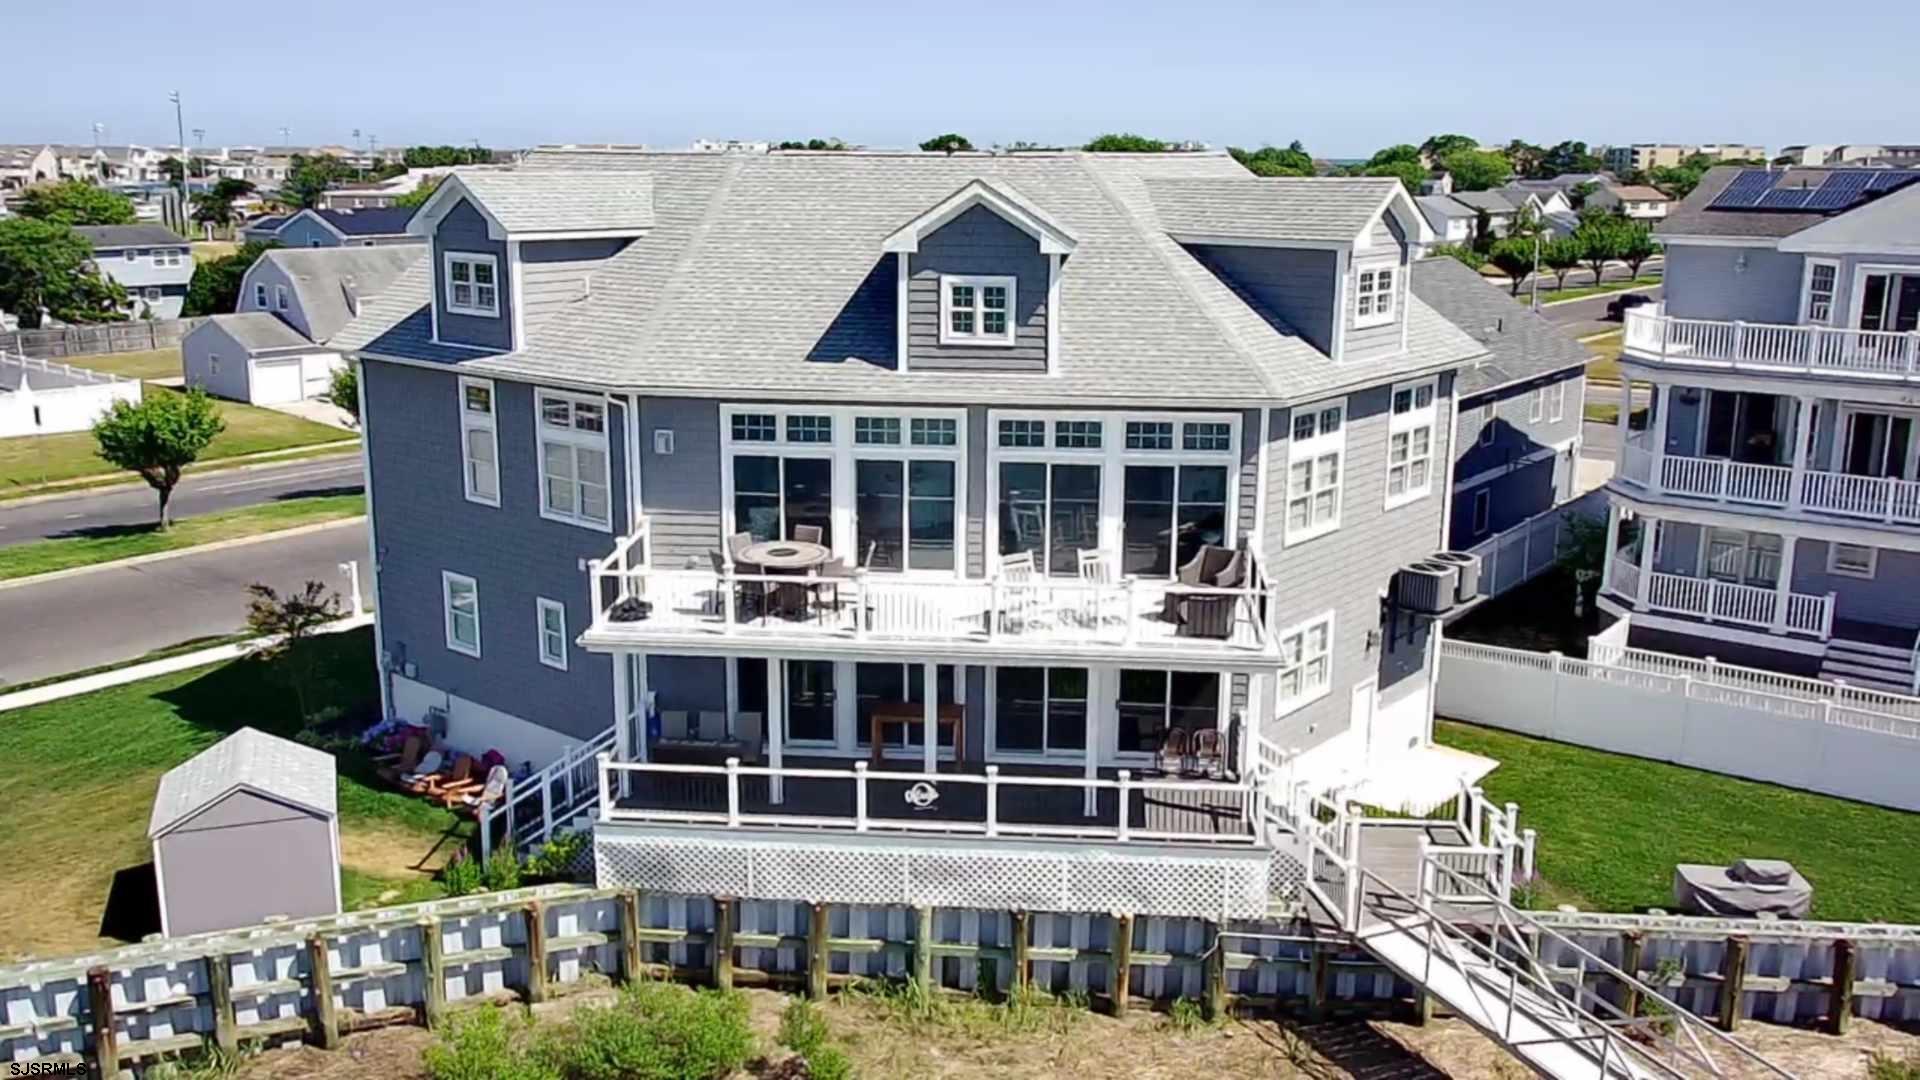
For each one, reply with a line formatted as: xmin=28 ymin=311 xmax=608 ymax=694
xmin=855 ymin=459 xmax=957 ymax=571
xmin=732 ymin=456 xmax=832 ymax=544
xmin=998 ymin=463 xmax=1100 ymax=576
xmin=1120 ymin=464 xmax=1229 ymax=577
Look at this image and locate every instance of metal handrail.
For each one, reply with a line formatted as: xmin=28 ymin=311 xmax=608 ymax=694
xmin=479 ymin=726 xmax=617 ymax=859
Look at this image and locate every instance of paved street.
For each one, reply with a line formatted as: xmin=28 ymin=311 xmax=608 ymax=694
xmin=0 ymin=454 xmax=363 ymax=548
xmin=1540 ymin=284 xmax=1663 ymax=339
xmin=0 ymin=523 xmax=370 ymax=687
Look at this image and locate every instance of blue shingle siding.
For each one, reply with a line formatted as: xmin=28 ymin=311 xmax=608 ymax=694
xmin=637 ymin=396 xmax=723 ymax=567
xmin=906 ymin=205 xmax=1049 ymax=373
xmin=1792 ymin=542 xmax=1920 ymax=631
xmin=364 ymin=360 xmax=628 ymax=742
xmin=1188 ymin=244 xmax=1337 ymax=354
xmin=433 ymin=198 xmax=513 ymax=352
xmin=276 ymin=215 xmax=342 ymax=248
xmin=1453 ymin=371 xmax=1584 ymax=494
xmin=1449 ymin=459 xmax=1559 ymax=548
xmin=1662 ymin=244 xmax=1804 ymax=324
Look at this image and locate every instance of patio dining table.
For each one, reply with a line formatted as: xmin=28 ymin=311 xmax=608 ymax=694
xmin=738 ymin=540 xmax=832 ymax=572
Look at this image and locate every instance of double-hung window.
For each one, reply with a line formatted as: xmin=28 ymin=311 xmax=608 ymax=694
xmin=1478 ymin=400 xmax=1496 ymax=447
xmin=536 ymin=598 xmax=568 ymax=670
xmin=1804 ymin=260 xmax=1839 ymax=325
xmin=1354 ymin=262 xmax=1397 ymax=328
xmin=1528 ymin=387 xmax=1544 ymax=423
xmin=1285 ymin=401 xmax=1345 ymax=543
xmin=458 ymin=377 xmax=499 ymax=506
xmin=445 ymin=252 xmax=499 ymax=318
xmin=1116 ymin=670 xmax=1220 ymax=755
xmin=275 ymin=285 xmax=289 ymax=312
xmin=536 ymin=390 xmax=611 ymax=529
xmin=1385 ymin=379 xmax=1437 ymax=508
xmin=1547 ymin=380 xmax=1566 ymax=423
xmin=442 ymin=572 xmax=480 ymax=657
xmin=939 ymin=274 xmax=1016 ymax=346
xmin=1275 ymin=612 xmax=1333 ymax=711
xmin=252 ymin=283 xmax=268 ymax=308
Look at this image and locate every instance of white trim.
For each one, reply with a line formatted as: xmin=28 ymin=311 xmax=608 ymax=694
xmin=1353 ymin=257 xmax=1399 ymax=330
xmin=894 ymin=254 xmax=910 ymax=373
xmin=1657 ymin=235 xmax=1781 ymax=249
xmin=536 ymin=596 xmax=569 ymax=670
xmin=1045 ymin=252 xmax=1062 ymax=374
xmin=1251 ymin=407 xmax=1270 ymax=554
xmin=457 ymin=376 xmax=500 ymax=507
xmin=1826 ymin=542 xmax=1878 ymax=579
xmin=1282 ymin=397 xmax=1346 ymax=546
xmin=443 ymin=251 xmax=500 ymax=318
xmin=1548 ymin=380 xmax=1566 ymax=423
xmin=1477 ymin=399 xmax=1497 ymax=447
xmin=1331 ymin=248 xmax=1351 ymax=359
xmin=1161 ymin=233 xmax=1350 ymax=252
xmin=937 ymin=274 xmax=1017 ymax=347
xmin=1383 ymin=377 xmax=1437 ymax=510
xmin=442 ymin=570 xmax=480 ymax=658
xmin=1272 ymin=610 xmax=1335 ymax=715
xmin=274 ymin=284 xmax=289 ymax=312
xmin=354 ymin=357 xmax=390 ymax=723
xmin=1799 ymin=257 xmax=1841 ymax=326
xmin=880 ymin=179 xmax=1077 ymax=256
xmin=1471 ymin=488 xmax=1491 ymax=536
xmin=534 ymin=388 xmax=614 ymax=532
xmin=1527 ymin=385 xmax=1544 ymax=423
xmin=507 ymin=238 xmax=526 ymax=350
xmin=1850 ymin=262 xmax=1920 ymax=333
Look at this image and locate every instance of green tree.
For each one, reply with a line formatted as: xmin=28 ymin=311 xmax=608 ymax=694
xmin=1428 ymin=243 xmax=1486 ymax=271
xmin=244 ymin=580 xmax=344 ymax=723
xmin=1505 ymin=139 xmax=1546 ymax=177
xmin=1420 ymin=134 xmax=1479 ymax=160
xmin=392 ymin=175 xmax=442 ymax=210
xmin=182 ymin=239 xmax=277 ymax=316
xmin=1620 ymin=223 xmax=1660 ymax=278
xmin=1574 ymin=211 xmax=1628 ymax=286
xmin=1360 ymin=144 xmax=1426 ymax=192
xmin=1649 ymin=153 xmax=1719 ymax=200
xmin=14 ymin=180 xmax=137 ymax=226
xmin=191 ymin=178 xmax=257 ymax=232
xmin=1440 ymin=148 xmax=1513 ymax=191
xmin=278 ymin=154 xmax=353 ymax=209
xmin=1568 ymin=180 xmax=1601 ymax=210
xmin=1536 ymin=140 xmax=1605 ymax=178
xmin=1229 ymin=141 xmax=1315 ymax=177
xmin=160 ymin=157 xmax=185 ymax=185
xmin=1541 ymin=235 xmax=1584 ymax=289
xmin=324 ymin=364 xmax=359 ymax=423
xmin=0 ymin=218 xmax=129 ymax=328
xmin=775 ymin=138 xmax=848 ymax=151
xmin=92 ymin=388 xmax=227 ymax=529
xmin=1487 ymin=236 xmax=1536 ymax=296
xmin=1083 ymin=133 xmax=1170 ymax=152
xmin=918 ymin=133 xmax=974 ymax=153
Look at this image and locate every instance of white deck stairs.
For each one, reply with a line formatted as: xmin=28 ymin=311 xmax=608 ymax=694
xmin=1819 ymin=636 xmax=1917 ymax=696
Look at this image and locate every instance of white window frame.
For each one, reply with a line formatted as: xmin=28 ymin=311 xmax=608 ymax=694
xmin=252 ymin=283 xmax=268 ymax=308
xmin=1527 ymin=386 xmax=1544 ymax=423
xmin=458 ymin=376 xmax=499 ymax=507
xmin=1385 ymin=378 xmax=1437 ymax=509
xmin=1826 ymin=542 xmax=1877 ymax=580
xmin=274 ymin=284 xmax=288 ymax=312
xmin=1801 ymin=258 xmax=1840 ymax=326
xmin=1477 ymin=400 xmax=1496 ymax=447
xmin=938 ymin=273 xmax=1017 ymax=347
xmin=1548 ymin=381 xmax=1566 ymax=423
xmin=444 ymin=251 xmax=501 ymax=318
xmin=1472 ymin=488 xmax=1491 ymax=536
xmin=1274 ymin=611 xmax=1335 ymax=714
xmin=986 ymin=408 xmax=1240 ymax=578
xmin=1284 ymin=398 xmax=1346 ymax=545
xmin=536 ymin=388 xmax=613 ymax=531
xmin=442 ymin=571 xmax=481 ymax=658
xmin=143 ymin=287 xmax=162 ymax=302
xmin=1353 ymin=259 xmax=1398 ymax=329
xmin=536 ymin=597 xmax=568 ymax=670
xmin=985 ymin=665 xmax=1094 ymax=762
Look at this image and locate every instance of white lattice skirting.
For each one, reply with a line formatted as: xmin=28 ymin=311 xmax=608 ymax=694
xmin=594 ymin=827 xmax=1283 ymax=920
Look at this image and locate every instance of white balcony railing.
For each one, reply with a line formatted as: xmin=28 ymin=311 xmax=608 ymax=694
xmin=1608 ymin=556 xmax=1835 ymax=637
xmin=1655 ymin=454 xmax=1793 ymax=507
xmin=1801 ymin=471 xmax=1920 ymax=525
xmin=1625 ymin=310 xmax=1920 ymax=381
xmin=1615 ymin=438 xmax=1920 ymax=525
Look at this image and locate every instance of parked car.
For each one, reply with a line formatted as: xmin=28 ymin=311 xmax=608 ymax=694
xmin=1607 ymin=292 xmax=1657 ymax=321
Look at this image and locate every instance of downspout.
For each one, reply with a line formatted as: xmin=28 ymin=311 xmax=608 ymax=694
xmin=355 ymin=355 xmax=392 ymax=722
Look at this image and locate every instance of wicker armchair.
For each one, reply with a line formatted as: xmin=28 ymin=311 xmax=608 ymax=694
xmin=1162 ymin=545 xmax=1245 ymax=639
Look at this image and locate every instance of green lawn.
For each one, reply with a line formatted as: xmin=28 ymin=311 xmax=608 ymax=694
xmin=1583 ymin=403 xmax=1648 ymax=426
xmin=0 ymin=384 xmax=354 ymax=494
xmin=0 ymin=628 xmax=467 ymax=959
xmin=1585 ymin=330 xmax=1625 ymax=386
xmin=0 ymin=492 xmax=365 ymax=581
xmin=65 ymin=347 xmax=183 ymax=381
xmin=1437 ymin=720 xmax=1920 ymax=923
xmin=1545 ymin=276 xmax=1662 ymax=304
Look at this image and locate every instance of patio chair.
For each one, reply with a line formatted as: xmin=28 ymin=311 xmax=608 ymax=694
xmin=397 ymin=750 xmax=445 ymax=792
xmin=997 ymin=551 xmax=1041 ymax=632
xmin=459 ymin=765 xmax=511 ymax=818
xmin=793 ymin=524 xmax=824 ymax=544
xmin=1157 ymin=728 xmax=1191 ymax=776
xmin=1162 ymin=545 xmax=1246 ymax=640
xmin=1192 ymin=730 xmax=1225 ymax=780
xmin=696 ymin=711 xmax=728 ymax=742
xmin=661 ymin=710 xmax=690 ymax=741
xmin=735 ymin=712 xmax=763 ymax=760
xmin=374 ymin=735 xmax=426 ymax=783
xmin=1077 ymin=548 xmax=1118 ymax=586
xmin=999 ymin=550 xmax=1036 ymax=584
xmin=425 ymin=754 xmax=485 ymax=804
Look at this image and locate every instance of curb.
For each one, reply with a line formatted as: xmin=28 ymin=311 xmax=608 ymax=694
xmin=0 ymin=515 xmax=368 ymax=592
xmin=0 ymin=443 xmax=361 ymax=508
xmin=0 ymin=612 xmax=374 ymax=714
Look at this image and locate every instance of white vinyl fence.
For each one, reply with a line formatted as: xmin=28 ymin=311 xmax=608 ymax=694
xmin=1437 ymin=638 xmax=1920 ymax=812
xmin=0 ymin=355 xmax=141 ymax=438
xmin=1462 ymin=490 xmax=1605 ymax=602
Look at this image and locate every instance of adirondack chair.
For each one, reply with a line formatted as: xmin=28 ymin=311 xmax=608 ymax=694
xmin=421 ymin=754 xmax=481 ymax=802
xmin=459 ymin=765 xmax=511 ymax=818
xmin=374 ymin=734 xmax=426 ymax=783
xmin=398 ymin=750 xmax=447 ymax=793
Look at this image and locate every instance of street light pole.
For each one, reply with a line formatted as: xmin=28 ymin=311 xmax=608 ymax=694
xmin=1531 ymin=229 xmax=1542 ymax=313
xmin=168 ymin=91 xmax=187 ymax=205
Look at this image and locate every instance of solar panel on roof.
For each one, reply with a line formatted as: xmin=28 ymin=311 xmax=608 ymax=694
xmin=1868 ymin=171 xmax=1920 ymax=192
xmin=1708 ymin=169 xmax=1776 ymax=209
xmin=1804 ymin=170 xmax=1874 ymax=211
xmin=1758 ymin=184 xmax=1817 ymax=209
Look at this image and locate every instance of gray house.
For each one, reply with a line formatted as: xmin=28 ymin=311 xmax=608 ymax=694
xmin=268 ymin=207 xmax=419 ymax=248
xmin=333 ymin=149 xmax=1494 ymax=918
xmin=72 ymin=224 xmax=193 ymax=320
xmin=1411 ymin=257 xmax=1589 ymax=549
xmin=1603 ymin=165 xmax=1920 ymax=691
xmin=148 ymin=728 xmax=340 ymax=937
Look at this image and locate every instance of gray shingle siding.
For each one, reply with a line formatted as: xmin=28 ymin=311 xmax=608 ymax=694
xmin=276 ymin=215 xmax=341 ymax=248
xmin=1454 ymin=371 xmax=1584 ymax=482
xmin=365 ymin=360 xmax=628 ymax=742
xmin=239 ymin=260 xmax=315 ymax=339
xmin=1793 ymin=543 xmax=1920 ymax=629
xmin=1662 ymin=243 xmax=1803 ymax=323
xmin=1187 ymin=244 xmax=1336 ymax=354
xmin=636 ymin=396 xmax=722 ymax=567
xmin=906 ymin=204 xmax=1049 ymax=373
xmin=521 ymin=237 xmax=628 ymax=328
xmin=1259 ymin=376 xmax=1453 ymax=751
xmin=433 ymin=198 xmax=513 ymax=351
xmin=181 ymin=321 xmax=259 ymax=401
xmin=1344 ymin=220 xmax=1411 ymax=363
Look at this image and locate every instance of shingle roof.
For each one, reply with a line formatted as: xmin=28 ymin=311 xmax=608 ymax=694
xmin=336 ymin=151 xmax=1485 ymax=406
xmin=260 ymin=245 xmax=424 ymax=343
xmin=205 ymin=311 xmax=313 ymax=352
xmin=71 ymin=225 xmax=187 ymax=249
xmin=311 ymin=206 xmax=415 ymax=237
xmin=1660 ymin=166 xmax=1833 ymax=239
xmin=1410 ymin=257 xmax=1591 ymax=396
xmin=1417 ymin=194 xmax=1477 ymax=220
xmin=448 ymin=168 xmax=655 ymax=234
xmin=1447 ymin=190 xmax=1526 ymax=215
xmin=148 ymin=727 xmax=337 ymax=838
xmin=1144 ymin=176 xmax=1401 ymax=243
xmin=1608 ymin=185 xmax=1670 ymax=201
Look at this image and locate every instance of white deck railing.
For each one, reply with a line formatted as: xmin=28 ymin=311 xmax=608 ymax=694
xmin=594 ymin=756 xmax=1260 ymax=847
xmin=1615 ymin=442 xmax=1920 ymax=526
xmin=1801 ymin=470 xmax=1920 ymax=524
xmin=1608 ymin=557 xmax=1835 ymax=637
xmin=1625 ymin=309 xmax=1920 ymax=381
xmin=479 ymin=725 xmax=618 ymax=860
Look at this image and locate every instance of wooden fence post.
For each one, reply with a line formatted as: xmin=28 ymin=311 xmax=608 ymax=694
xmin=421 ymin=920 xmax=447 ymax=1028
xmin=1828 ymin=938 xmax=1855 ymax=1036
xmin=205 ymin=951 xmax=238 ymax=1053
xmin=807 ymin=903 xmax=830 ymax=1001
xmin=1011 ymin=911 xmax=1031 ymax=995
xmin=1308 ymin=944 xmax=1330 ymax=1021
xmin=307 ymin=935 xmax=340 ymax=1050
xmin=913 ymin=906 xmax=933 ymax=990
xmin=712 ymin=897 xmax=735 ymax=991
xmin=617 ymin=890 xmax=642 ymax=984
xmin=1717 ymin=935 xmax=1749 ymax=1032
xmin=1618 ymin=931 xmax=1644 ymax=1019
xmin=524 ymin=901 xmax=550 ymax=1004
xmin=87 ymin=966 xmax=121 ymax=1080
xmin=1202 ymin=922 xmax=1225 ymax=1020
xmin=1110 ymin=914 xmax=1134 ymax=1016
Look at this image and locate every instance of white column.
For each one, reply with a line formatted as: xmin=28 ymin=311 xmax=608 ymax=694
xmin=1651 ymin=383 xmax=1672 ymax=493
xmin=1600 ymin=505 xmax=1622 ymax=595
xmin=1614 ymin=375 xmax=1631 ymax=465
xmin=1083 ymin=668 xmax=1102 ymax=817
xmin=1634 ymin=513 xmax=1656 ymax=612
xmin=921 ymin=663 xmax=937 ymax=776
xmin=767 ymin=659 xmax=785 ymax=805
xmin=612 ymin=651 xmax=632 ymax=762
xmin=1771 ymin=536 xmax=1798 ymax=634
xmin=1789 ymin=396 xmax=1815 ymax=511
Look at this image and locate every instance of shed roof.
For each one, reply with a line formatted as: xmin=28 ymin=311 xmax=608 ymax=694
xmin=201 ymin=311 xmax=313 ymax=352
xmin=148 ymin=727 xmax=337 ymax=838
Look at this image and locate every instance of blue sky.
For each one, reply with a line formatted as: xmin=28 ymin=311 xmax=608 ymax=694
xmin=8 ymin=0 xmax=1916 ymax=158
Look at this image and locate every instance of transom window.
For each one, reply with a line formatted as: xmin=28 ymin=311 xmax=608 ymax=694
xmin=445 ymin=253 xmax=499 ymax=318
xmin=1286 ymin=400 xmax=1345 ymax=543
xmin=1055 ymin=420 xmax=1102 ymax=449
xmin=458 ymin=377 xmax=498 ymax=507
xmin=855 ymin=417 xmax=901 ymax=445
xmin=786 ymin=414 xmax=832 ymax=443
xmin=1276 ymin=612 xmax=1334 ymax=710
xmin=536 ymin=390 xmax=610 ymax=529
xmin=911 ymin=417 xmax=957 ymax=446
xmin=1183 ymin=422 xmax=1232 ymax=451
xmin=1355 ymin=263 xmax=1397 ymax=328
xmin=731 ymin=413 xmax=777 ymax=442
xmin=1386 ymin=379 xmax=1437 ymax=508
xmin=940 ymin=274 xmax=1016 ymax=346
xmin=442 ymin=572 xmax=480 ymax=657
xmin=998 ymin=419 xmax=1046 ymax=448
xmin=1126 ymin=421 xmax=1173 ymax=450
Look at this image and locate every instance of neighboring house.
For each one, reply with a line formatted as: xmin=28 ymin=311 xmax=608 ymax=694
xmin=1602 ymin=165 xmax=1920 ymax=692
xmin=1499 ymin=183 xmax=1574 ymax=219
xmin=1410 ymin=258 xmax=1589 ymax=549
xmin=238 ymin=214 xmax=287 ymax=244
xmin=331 ymin=149 xmax=1496 ymax=917
xmin=1439 ymin=189 xmax=1535 ymax=242
xmin=1415 ymin=194 xmax=1477 ymax=251
xmin=72 ymin=224 xmax=193 ymax=319
xmin=1419 ymin=171 xmax=1453 ymax=196
xmin=1604 ymin=144 xmax=1767 ymax=174
xmin=52 ymin=146 xmax=105 ymax=181
xmin=264 ymin=207 xmax=419 ymax=248
xmin=183 ymin=245 xmax=422 ymax=404
xmin=0 ymin=145 xmax=58 ymax=190
xmin=1588 ymin=183 xmax=1671 ymax=223
xmin=318 ymin=168 xmax=460 ymax=210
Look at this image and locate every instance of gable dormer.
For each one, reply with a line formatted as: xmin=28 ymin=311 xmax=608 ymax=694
xmin=407 ymin=170 xmax=653 ymax=353
xmin=1342 ymin=189 xmax=1428 ymax=363
xmin=881 ymin=179 xmax=1076 ymax=374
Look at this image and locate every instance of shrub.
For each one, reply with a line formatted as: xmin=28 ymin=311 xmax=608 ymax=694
xmin=1869 ymin=1053 xmax=1920 ymax=1080
xmin=482 ymin=848 xmax=524 ymax=891
xmin=441 ymin=850 xmax=482 ymax=896
xmin=541 ymin=981 xmax=754 ymax=1080
xmin=1165 ymin=995 xmax=1209 ymax=1032
xmin=779 ymin=998 xmax=853 ymax=1079
xmin=424 ymin=1007 xmax=558 ymax=1080
xmin=526 ymin=830 xmax=588 ymax=882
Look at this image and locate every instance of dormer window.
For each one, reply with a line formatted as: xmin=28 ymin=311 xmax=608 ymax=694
xmin=445 ymin=252 xmax=499 ymax=318
xmin=1355 ymin=264 xmax=1397 ymax=328
xmin=940 ymin=274 xmax=1015 ymax=346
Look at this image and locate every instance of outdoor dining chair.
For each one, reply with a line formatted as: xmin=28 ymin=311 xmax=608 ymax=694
xmin=793 ymin=524 xmax=824 ymax=544
xmin=1157 ymin=728 xmax=1190 ymax=776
